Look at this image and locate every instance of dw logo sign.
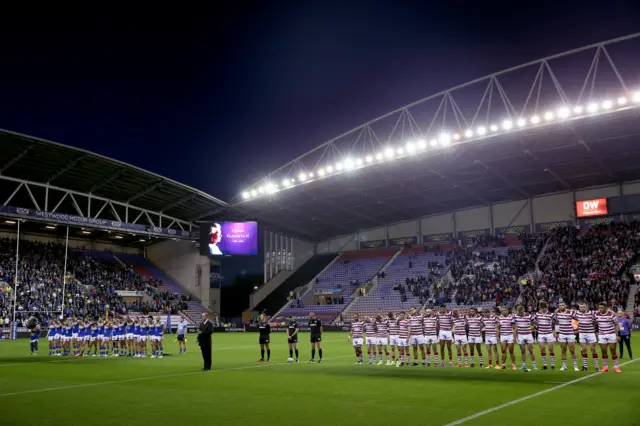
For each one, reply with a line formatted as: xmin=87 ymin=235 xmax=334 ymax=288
xmin=576 ymin=198 xmax=608 ymax=217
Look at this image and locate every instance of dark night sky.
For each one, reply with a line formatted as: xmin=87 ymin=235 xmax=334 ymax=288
xmin=1 ymin=3 xmax=639 ymax=203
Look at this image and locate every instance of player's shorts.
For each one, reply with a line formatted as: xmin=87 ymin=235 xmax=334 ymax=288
xmin=352 ymin=338 xmax=364 ymax=347
xmin=52 ymin=334 xmax=59 ymax=340
xmin=259 ymin=336 xmax=270 ymax=345
xmin=104 ymin=335 xmax=111 ymax=342
xmin=579 ymin=333 xmax=597 ymax=344
xmin=138 ymin=336 xmax=147 ymax=342
xmin=126 ymin=333 xmax=134 ymax=340
xmin=177 ymin=334 xmax=185 ymax=342
xmin=468 ymin=336 xmax=483 ymax=345
xmin=287 ymin=337 xmax=298 ymax=344
xmin=366 ymin=337 xmax=378 ymax=346
xmin=376 ymin=337 xmax=388 ymax=346
xmin=424 ymin=335 xmax=438 ymax=345
xmin=72 ymin=333 xmax=79 ymax=339
xmin=310 ymin=334 xmax=322 ymax=343
xmin=65 ymin=336 xmax=72 ymax=342
xmin=409 ymin=335 xmax=426 ymax=346
xmin=598 ymin=333 xmax=617 ymax=344
xmin=48 ymin=336 xmax=55 ymax=341
xmin=90 ymin=336 xmax=97 ymax=342
xmin=537 ymin=333 xmax=554 ymax=343
xmin=397 ymin=338 xmax=409 ymax=347
xmin=558 ymin=334 xmax=576 ymax=344
xmin=98 ymin=334 xmax=104 ymax=340
xmin=454 ymin=335 xmax=468 ymax=345
xmin=389 ymin=335 xmax=401 ymax=346
xmin=438 ymin=331 xmax=453 ymax=341
xmin=485 ymin=336 xmax=498 ymax=345
xmin=517 ymin=334 xmax=534 ymax=345
xmin=499 ymin=335 xmax=514 ymax=344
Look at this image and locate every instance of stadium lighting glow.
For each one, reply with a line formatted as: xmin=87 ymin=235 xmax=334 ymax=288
xmin=45 ymin=225 xmax=56 ymax=230
xmin=384 ymin=147 xmax=394 ymax=159
xmin=115 ymin=235 xmax=123 ymax=239
xmin=139 ymin=239 xmax=146 ymax=242
xmin=243 ymin=89 xmax=640 ymax=201
xmin=81 ymin=231 xmax=91 ymax=235
xmin=5 ymin=220 xmax=16 ymax=224
xmin=557 ymin=107 xmax=570 ymax=118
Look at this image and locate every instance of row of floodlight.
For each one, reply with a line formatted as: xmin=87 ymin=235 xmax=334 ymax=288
xmin=241 ymin=92 xmax=640 ymax=200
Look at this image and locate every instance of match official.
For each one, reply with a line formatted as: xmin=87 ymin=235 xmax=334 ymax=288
xmin=198 ymin=313 xmax=214 ymax=371
xmin=308 ymin=312 xmax=323 ymax=363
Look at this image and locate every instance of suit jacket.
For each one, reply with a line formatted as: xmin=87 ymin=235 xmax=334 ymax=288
xmin=198 ymin=320 xmax=213 ymax=345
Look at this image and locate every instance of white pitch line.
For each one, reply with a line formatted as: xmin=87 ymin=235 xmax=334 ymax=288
xmin=0 ymin=355 xmax=352 ymax=398
xmin=443 ymin=358 xmax=640 ymax=426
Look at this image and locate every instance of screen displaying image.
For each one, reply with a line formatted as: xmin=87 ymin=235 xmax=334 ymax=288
xmin=200 ymin=222 xmax=258 ymax=256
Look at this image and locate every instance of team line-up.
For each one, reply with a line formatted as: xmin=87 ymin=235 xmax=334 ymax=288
xmin=348 ymin=301 xmax=624 ymax=373
xmin=31 ymin=316 xmax=189 ymax=358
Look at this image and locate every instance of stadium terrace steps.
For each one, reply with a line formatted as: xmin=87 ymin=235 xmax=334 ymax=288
xmin=342 ymin=251 xmax=451 ymax=322
xmin=254 ymin=253 xmax=338 ymax=316
xmin=626 ymin=283 xmax=638 ymax=320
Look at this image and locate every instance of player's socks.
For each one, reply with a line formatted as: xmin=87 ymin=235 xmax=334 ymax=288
xmin=602 ymin=355 xmax=609 ymax=368
xmin=592 ymin=353 xmax=599 ymax=369
xmin=550 ymin=354 xmax=555 ymax=367
xmin=295 ymin=349 xmax=299 ymax=360
xmin=612 ymin=355 xmax=618 ymax=368
xmin=267 ymin=349 xmax=271 ymax=361
xmin=434 ymin=354 xmax=439 ymax=366
xmin=311 ymin=349 xmax=316 ymax=360
xmin=289 ymin=349 xmax=293 ymax=358
xmin=582 ymin=354 xmax=588 ymax=368
xmin=260 ymin=348 xmax=265 ymax=360
xmin=160 ymin=346 xmax=163 ymax=356
xmin=318 ymin=349 xmax=322 ymax=360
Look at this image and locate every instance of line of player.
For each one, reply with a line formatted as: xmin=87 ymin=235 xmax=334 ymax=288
xmin=348 ymin=301 xmax=623 ymax=373
xmin=42 ymin=315 xmax=167 ymax=358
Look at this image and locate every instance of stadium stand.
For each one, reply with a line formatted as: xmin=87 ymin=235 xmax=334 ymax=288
xmin=253 ymin=253 xmax=337 ymax=316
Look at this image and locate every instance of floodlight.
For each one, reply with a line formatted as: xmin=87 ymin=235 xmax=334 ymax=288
xmin=344 ymin=158 xmax=354 ymax=169
xmin=557 ymin=107 xmax=570 ymax=118
xmin=355 ymin=158 xmax=363 ymax=166
xmin=396 ymin=147 xmax=404 ymax=155
xmin=251 ymin=189 xmax=258 ymax=197
xmin=489 ymin=124 xmax=498 ymax=132
xmin=298 ymin=172 xmax=307 ymax=181
xmin=439 ymin=133 xmax=451 ymax=144
xmin=430 ymin=139 xmax=438 ymax=147
xmin=242 ymin=191 xmax=250 ymax=200
xmin=543 ymin=111 xmax=554 ymax=121
xmin=502 ymin=119 xmax=513 ymax=130
xmin=452 ymin=133 xmax=460 ymax=141
xmin=365 ymin=155 xmax=373 ymax=163
xmin=530 ymin=115 xmax=540 ymax=124
xmin=417 ymin=139 xmax=427 ymax=149
xmin=384 ymin=147 xmax=394 ymax=159
xmin=376 ymin=152 xmax=384 ymax=161
xmin=587 ymin=102 xmax=599 ymax=113
xmin=517 ymin=118 xmax=526 ymax=127
xmin=476 ymin=126 xmax=486 ymax=135
xmin=406 ymin=142 xmax=416 ymax=153
xmin=617 ymin=97 xmax=627 ymax=105
xmin=318 ymin=168 xmax=325 ymax=176
xmin=464 ymin=129 xmax=473 ymax=138
xmin=602 ymin=100 xmax=613 ymax=110
xmin=335 ymin=162 xmax=343 ymax=171
xmin=633 ymin=91 xmax=640 ymax=103
xmin=573 ymin=105 xmax=583 ymax=114
xmin=282 ymin=178 xmax=290 ymax=187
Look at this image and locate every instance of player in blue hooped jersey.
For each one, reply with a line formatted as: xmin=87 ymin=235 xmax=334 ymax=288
xmin=47 ymin=321 xmax=58 ymax=356
xmin=71 ymin=317 xmax=80 ymax=356
xmin=137 ymin=319 xmax=149 ymax=358
xmin=102 ymin=321 xmax=112 ymax=357
xmin=150 ymin=316 xmax=165 ymax=358
xmin=64 ymin=322 xmax=73 ymax=356
xmin=88 ymin=320 xmax=99 ymax=356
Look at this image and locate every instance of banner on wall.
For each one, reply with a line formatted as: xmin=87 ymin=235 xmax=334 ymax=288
xmin=116 ymin=290 xmax=145 ymax=297
xmin=313 ymin=289 xmax=343 ymax=295
xmin=423 ymin=232 xmax=454 ymax=243
xmin=359 ymin=239 xmax=387 ymax=249
xmin=624 ymin=213 xmax=640 ymax=223
xmin=577 ymin=215 xmax=622 ymax=229
xmin=457 ymin=229 xmax=491 ymax=239
xmin=388 ymin=236 xmax=417 ymax=247
xmin=494 ymin=225 xmax=530 ymax=236
xmin=534 ymin=220 xmax=573 ymax=233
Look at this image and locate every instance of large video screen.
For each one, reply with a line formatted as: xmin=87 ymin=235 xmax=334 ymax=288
xmin=200 ymin=222 xmax=258 ymax=256
xmin=576 ymin=198 xmax=608 ymax=217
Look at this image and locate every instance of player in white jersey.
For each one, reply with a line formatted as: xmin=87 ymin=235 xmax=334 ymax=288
xmin=364 ymin=317 xmax=378 ymax=364
xmin=397 ymin=311 xmax=411 ymax=367
xmin=387 ymin=312 xmax=400 ymax=364
xmin=514 ymin=305 xmax=537 ymax=371
xmin=407 ymin=307 xmax=426 ymax=366
xmin=466 ymin=308 xmax=484 ymax=368
xmin=535 ymin=301 xmax=556 ymax=370
xmin=422 ymin=309 xmax=439 ymax=367
xmin=575 ymin=303 xmax=599 ymax=371
xmin=375 ymin=315 xmax=391 ymax=365
xmin=482 ymin=308 xmax=500 ymax=369
xmin=555 ymin=303 xmax=579 ymax=371
xmin=496 ymin=307 xmax=517 ymax=370
xmin=595 ymin=302 xmax=621 ymax=373
xmin=452 ymin=310 xmax=469 ymax=368
xmin=437 ymin=305 xmax=454 ymax=367
xmin=350 ymin=314 xmax=365 ymax=364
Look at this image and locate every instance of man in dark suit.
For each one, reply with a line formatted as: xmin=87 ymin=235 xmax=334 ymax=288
xmin=198 ymin=313 xmax=214 ymax=371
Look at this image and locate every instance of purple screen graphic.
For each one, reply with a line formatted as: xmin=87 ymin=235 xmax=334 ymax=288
xmin=206 ymin=221 xmax=258 ymax=256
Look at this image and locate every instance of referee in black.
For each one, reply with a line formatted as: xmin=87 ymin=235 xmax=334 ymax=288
xmin=198 ymin=312 xmax=214 ymax=371
xmin=257 ymin=314 xmax=271 ymax=362
xmin=308 ymin=312 xmax=323 ymax=363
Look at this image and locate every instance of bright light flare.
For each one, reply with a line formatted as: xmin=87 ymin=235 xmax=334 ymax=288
xmin=587 ymin=102 xmax=599 ymax=113
xmin=530 ymin=115 xmax=540 ymax=124
xmin=384 ymin=147 xmax=394 ymax=159
xmin=365 ymin=155 xmax=373 ymax=163
xmin=557 ymin=107 xmax=570 ymax=118
xmin=476 ymin=126 xmax=486 ymax=135
xmin=602 ymin=100 xmax=613 ymax=110
xmin=502 ymin=119 xmax=513 ymax=130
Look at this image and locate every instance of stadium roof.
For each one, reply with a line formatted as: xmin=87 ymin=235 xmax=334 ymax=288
xmin=230 ymin=33 xmax=640 ymax=242
xmin=0 ymin=128 xmax=229 ymax=234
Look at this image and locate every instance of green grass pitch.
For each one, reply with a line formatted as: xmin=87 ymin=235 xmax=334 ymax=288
xmin=0 ymin=332 xmax=638 ymax=426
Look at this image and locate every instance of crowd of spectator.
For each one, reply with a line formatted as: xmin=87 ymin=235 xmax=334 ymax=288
xmin=0 ymin=238 xmax=183 ymax=326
